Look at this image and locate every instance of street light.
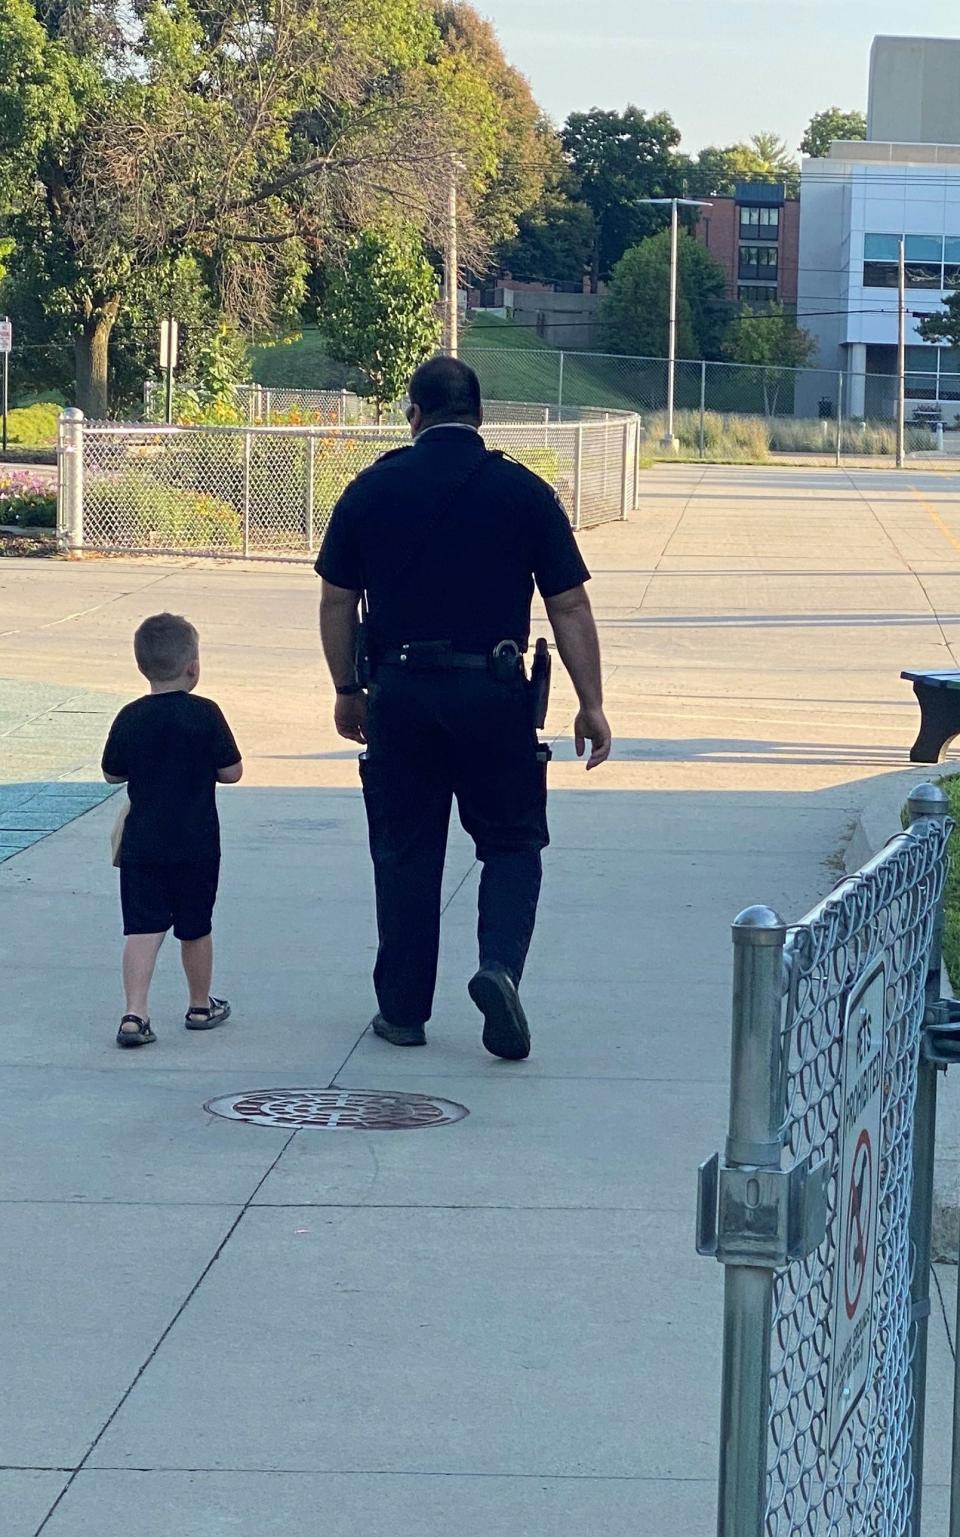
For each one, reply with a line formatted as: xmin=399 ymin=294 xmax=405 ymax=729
xmin=637 ymin=197 xmax=712 ymax=450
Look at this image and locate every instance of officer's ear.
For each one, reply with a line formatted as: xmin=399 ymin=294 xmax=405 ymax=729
xmin=406 ymin=401 xmax=423 ymax=437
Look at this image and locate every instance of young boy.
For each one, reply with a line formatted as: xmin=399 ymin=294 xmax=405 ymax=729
xmin=102 ymin=612 xmax=243 ymax=1048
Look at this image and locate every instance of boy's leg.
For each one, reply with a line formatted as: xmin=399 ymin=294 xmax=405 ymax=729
xmin=171 ymin=861 xmax=221 ymax=1016
xmin=119 ymin=862 xmax=173 ymax=1033
xmin=180 ymin=933 xmax=213 ymax=1010
xmin=122 ymin=931 xmax=166 ymax=1025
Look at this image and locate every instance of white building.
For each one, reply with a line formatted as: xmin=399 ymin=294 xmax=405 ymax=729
xmin=798 ymin=37 xmax=960 ymax=422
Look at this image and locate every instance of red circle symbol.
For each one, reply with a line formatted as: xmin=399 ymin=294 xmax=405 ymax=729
xmin=844 ymin=1128 xmax=873 ymax=1321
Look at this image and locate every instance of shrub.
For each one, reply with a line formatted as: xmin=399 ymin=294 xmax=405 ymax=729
xmin=85 ymin=475 xmax=241 ymax=550
xmin=0 ymin=473 xmax=57 ymax=527
xmin=5 ymin=402 xmax=61 ymax=448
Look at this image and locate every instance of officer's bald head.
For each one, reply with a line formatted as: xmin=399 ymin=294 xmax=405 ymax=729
xmin=407 ymin=357 xmax=483 ymax=434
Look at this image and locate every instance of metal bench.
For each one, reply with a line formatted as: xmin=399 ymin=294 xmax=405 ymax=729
xmin=902 ymin=669 xmax=960 ymax=761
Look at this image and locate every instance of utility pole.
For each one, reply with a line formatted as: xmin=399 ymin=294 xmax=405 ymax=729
xmin=444 ymin=159 xmax=460 ymax=358
xmin=667 ymin=199 xmax=679 ymax=449
xmin=897 ymin=237 xmax=906 ymax=469
xmin=637 ymin=197 xmax=712 ymax=452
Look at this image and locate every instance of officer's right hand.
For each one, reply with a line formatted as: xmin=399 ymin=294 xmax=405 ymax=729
xmin=335 ymin=692 xmax=368 ymax=744
xmin=575 ymin=706 xmax=612 ymax=770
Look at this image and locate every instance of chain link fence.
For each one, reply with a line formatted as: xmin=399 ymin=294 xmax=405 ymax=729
xmin=698 ymin=786 xmax=955 ymax=1537
xmin=58 ymin=409 xmax=640 ymax=558
xmin=460 ymin=348 xmax=947 ymax=461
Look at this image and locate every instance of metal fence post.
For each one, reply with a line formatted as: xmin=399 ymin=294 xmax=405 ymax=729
xmin=340 ymin=388 xmax=348 ymax=426
xmin=620 ymin=420 xmax=630 ymax=519
xmin=58 ymin=408 xmax=84 ymax=552
xmin=715 ymin=905 xmax=787 ymax=1537
xmin=557 ymin=351 xmax=565 ymax=422
xmin=902 ymin=782 xmax=950 ymax=1537
xmin=700 ymin=360 xmax=707 ymax=460
xmin=304 ymin=434 xmax=316 ymax=551
xmin=633 ymin=416 xmax=640 ymax=509
xmin=572 ymin=423 xmax=583 ymax=530
xmin=242 ymin=429 xmax=252 ymax=558
xmin=835 ymin=371 xmax=844 ymax=467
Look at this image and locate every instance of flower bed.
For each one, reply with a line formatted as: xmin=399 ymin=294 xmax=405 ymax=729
xmin=0 ymin=472 xmax=57 ymax=527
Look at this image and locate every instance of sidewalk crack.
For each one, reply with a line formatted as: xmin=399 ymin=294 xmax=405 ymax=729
xmin=31 ymin=1130 xmax=297 ymax=1536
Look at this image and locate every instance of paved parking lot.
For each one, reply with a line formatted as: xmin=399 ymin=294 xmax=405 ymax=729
xmin=2 ymin=463 xmax=960 ymax=1534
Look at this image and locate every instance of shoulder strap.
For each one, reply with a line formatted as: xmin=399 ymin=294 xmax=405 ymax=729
xmin=361 ymin=447 xmax=499 ymax=623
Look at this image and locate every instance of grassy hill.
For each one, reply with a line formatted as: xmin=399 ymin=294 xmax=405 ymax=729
xmin=248 ymin=313 xmax=666 ymax=416
xmin=251 ymin=329 xmax=354 ymax=389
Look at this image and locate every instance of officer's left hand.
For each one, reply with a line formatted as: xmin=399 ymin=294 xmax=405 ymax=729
xmin=335 ymin=692 xmax=368 ymax=744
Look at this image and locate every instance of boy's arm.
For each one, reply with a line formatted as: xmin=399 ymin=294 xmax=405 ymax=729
xmin=209 ymin=702 xmax=242 ymax=784
xmin=102 ymin=713 xmax=128 ymax=784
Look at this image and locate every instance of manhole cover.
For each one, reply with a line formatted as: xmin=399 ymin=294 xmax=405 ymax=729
xmin=203 ymin=1087 xmax=468 ymax=1130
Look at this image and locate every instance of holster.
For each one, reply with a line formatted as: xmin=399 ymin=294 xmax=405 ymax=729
xmin=528 ymin=638 xmax=552 ymax=729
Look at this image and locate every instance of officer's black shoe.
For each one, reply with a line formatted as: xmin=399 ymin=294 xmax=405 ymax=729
xmin=371 ymin=1013 xmax=426 ymax=1047
xmin=468 ymin=965 xmax=531 ymax=1061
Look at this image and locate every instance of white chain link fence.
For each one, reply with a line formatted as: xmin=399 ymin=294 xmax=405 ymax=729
xmin=58 ymin=409 xmax=640 ymax=559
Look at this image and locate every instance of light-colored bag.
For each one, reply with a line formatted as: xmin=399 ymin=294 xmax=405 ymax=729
xmin=110 ymin=796 xmax=130 ymax=868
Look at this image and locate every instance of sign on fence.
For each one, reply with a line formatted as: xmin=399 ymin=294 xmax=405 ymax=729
xmin=827 ymin=958 xmax=885 ymax=1452
xmin=0 ymin=318 xmax=11 ymax=354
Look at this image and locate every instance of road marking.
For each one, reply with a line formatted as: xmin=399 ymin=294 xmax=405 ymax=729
xmin=914 ymin=488 xmax=960 ymax=556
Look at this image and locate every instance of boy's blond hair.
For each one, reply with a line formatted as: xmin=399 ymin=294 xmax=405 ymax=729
xmin=134 ymin=613 xmax=199 ymax=682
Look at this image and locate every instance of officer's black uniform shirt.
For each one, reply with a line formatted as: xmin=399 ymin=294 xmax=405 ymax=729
xmin=315 ymin=425 xmax=590 ymax=651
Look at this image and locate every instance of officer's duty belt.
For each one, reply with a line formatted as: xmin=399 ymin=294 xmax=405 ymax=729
xmin=378 ymin=645 xmax=490 ymax=671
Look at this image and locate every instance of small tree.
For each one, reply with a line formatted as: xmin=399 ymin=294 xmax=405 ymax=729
xmin=601 ymin=228 xmax=729 ymax=359
xmin=917 ymin=293 xmax=960 ymax=349
xmin=800 ymin=108 xmax=866 ymax=159
xmin=724 ymin=303 xmax=816 ymax=416
xmin=324 ymin=226 xmax=441 ymax=421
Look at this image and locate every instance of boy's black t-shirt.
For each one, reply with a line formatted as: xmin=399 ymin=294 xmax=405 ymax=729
xmin=102 ymin=692 xmax=240 ymax=866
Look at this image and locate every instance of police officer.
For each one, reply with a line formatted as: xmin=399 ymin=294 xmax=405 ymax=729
xmin=316 ymin=357 xmax=611 ymax=1060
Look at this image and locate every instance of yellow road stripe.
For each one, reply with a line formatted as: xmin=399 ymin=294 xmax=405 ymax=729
xmin=914 ymin=488 xmax=960 ymax=555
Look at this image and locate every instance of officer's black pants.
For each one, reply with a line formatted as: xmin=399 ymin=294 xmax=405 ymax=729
xmin=360 ymin=668 xmax=549 ymax=1030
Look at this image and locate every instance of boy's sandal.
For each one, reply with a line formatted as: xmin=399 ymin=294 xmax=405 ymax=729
xmin=185 ymin=996 xmax=231 ymax=1031
xmin=117 ymin=1014 xmax=156 ymax=1048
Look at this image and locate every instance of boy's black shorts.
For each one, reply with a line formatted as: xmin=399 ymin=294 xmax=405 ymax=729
xmin=120 ymin=860 xmax=220 ymax=941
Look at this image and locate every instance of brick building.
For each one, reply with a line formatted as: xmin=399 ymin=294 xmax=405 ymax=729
xmin=693 ymin=181 xmax=800 ymax=308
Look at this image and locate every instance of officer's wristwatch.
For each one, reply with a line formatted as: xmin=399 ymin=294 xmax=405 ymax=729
xmin=336 ymin=682 xmax=364 ymax=697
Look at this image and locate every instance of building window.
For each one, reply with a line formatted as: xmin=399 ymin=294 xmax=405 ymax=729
xmin=864 ymin=233 xmax=956 ymax=289
xmin=901 ymin=345 xmax=960 ymax=401
xmin=738 ymin=285 xmax=779 ymax=305
xmin=739 ymin=205 xmax=780 ymax=242
xmin=940 ymin=348 xmax=960 ymax=400
xmin=905 ymin=235 xmax=943 ymax=288
xmin=738 ymin=245 xmax=779 ymax=282
xmin=863 ymin=233 xmax=900 ymax=287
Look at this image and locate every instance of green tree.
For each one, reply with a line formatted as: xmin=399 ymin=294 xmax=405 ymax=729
xmin=688 ymin=134 xmax=799 ymax=198
xmin=561 ymin=107 xmax=686 ymax=291
xmin=917 ymin=293 xmax=960 ymax=348
xmin=431 ymin=4 xmax=553 ymax=260
xmin=323 ymin=224 xmax=441 ymax=419
xmin=601 ymin=228 xmax=729 ymax=359
xmin=497 ymin=129 xmax=593 ymax=284
xmin=723 ymin=302 xmax=816 ymax=415
xmin=800 ymin=107 xmax=866 ymax=158
xmin=0 ymin=0 xmax=538 ymax=415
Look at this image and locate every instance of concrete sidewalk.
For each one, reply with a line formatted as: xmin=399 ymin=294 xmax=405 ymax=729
xmin=3 ymin=463 xmax=960 ymax=1534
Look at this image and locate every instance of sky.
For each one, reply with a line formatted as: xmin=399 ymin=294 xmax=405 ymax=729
xmin=477 ymin=0 xmax=960 ymax=153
